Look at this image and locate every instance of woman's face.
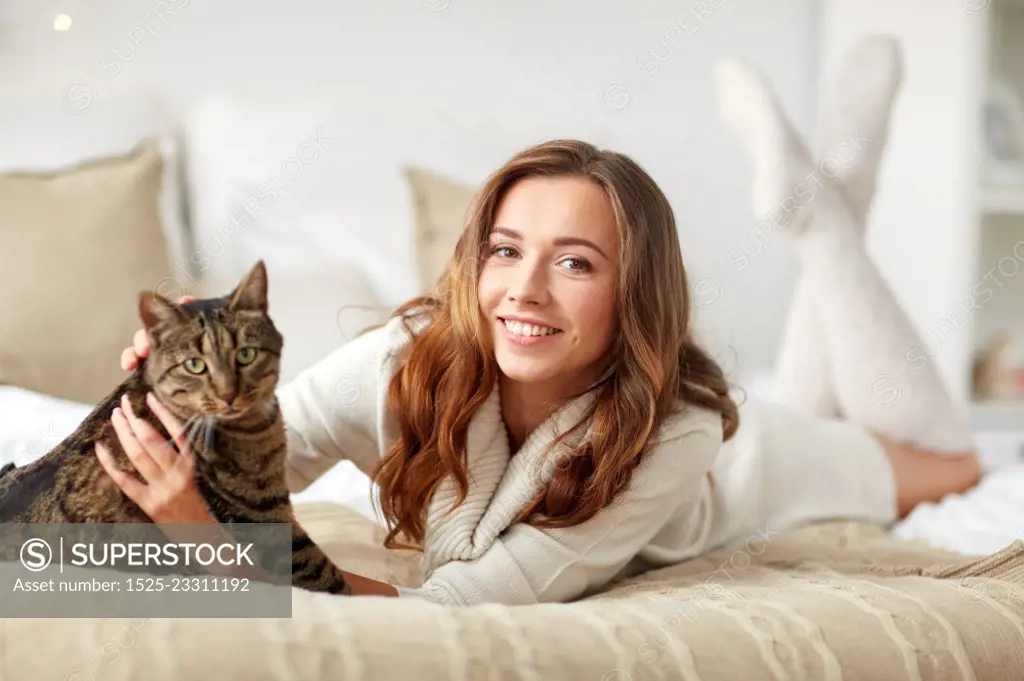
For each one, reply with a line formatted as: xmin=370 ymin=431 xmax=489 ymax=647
xmin=478 ymin=175 xmax=619 ymax=394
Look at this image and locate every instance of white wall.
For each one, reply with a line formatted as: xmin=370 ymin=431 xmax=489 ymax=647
xmin=0 ymin=0 xmax=821 ymax=386
xmin=818 ymin=0 xmax=988 ymax=402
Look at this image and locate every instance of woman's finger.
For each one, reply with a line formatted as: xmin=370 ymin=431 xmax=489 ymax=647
xmin=133 ymin=328 xmax=150 ymax=359
xmin=121 ymin=394 xmax=179 ymax=472
xmin=121 ymin=347 xmax=139 ymax=372
xmin=146 ymin=392 xmax=194 ymax=458
xmin=96 ymin=442 xmax=149 ymax=507
xmin=110 ymin=405 xmax=164 ymax=484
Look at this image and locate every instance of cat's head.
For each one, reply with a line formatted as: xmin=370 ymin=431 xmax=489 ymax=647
xmin=137 ymin=260 xmax=284 ymax=422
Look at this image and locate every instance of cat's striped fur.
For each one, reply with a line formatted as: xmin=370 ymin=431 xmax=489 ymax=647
xmin=0 ymin=261 xmax=351 ymax=595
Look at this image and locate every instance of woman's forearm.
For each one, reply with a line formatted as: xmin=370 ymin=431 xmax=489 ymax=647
xmin=340 ymin=570 xmax=399 ymax=597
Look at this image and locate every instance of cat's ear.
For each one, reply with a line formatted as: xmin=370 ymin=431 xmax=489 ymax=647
xmin=228 ymin=260 xmax=269 ymax=313
xmin=138 ymin=292 xmax=190 ymax=330
xmin=138 ymin=292 xmax=190 ymax=329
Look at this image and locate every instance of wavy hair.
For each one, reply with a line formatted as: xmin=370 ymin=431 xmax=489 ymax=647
xmin=372 ymin=140 xmax=739 ymax=549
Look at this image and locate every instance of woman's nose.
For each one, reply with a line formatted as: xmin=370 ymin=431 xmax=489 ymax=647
xmin=507 ymin=262 xmax=547 ymax=305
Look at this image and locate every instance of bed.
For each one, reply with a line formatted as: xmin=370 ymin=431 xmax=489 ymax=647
xmin=1 ymin=500 xmax=1022 ymax=680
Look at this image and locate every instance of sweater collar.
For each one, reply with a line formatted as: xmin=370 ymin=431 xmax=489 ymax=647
xmin=420 ymin=379 xmax=599 ymax=574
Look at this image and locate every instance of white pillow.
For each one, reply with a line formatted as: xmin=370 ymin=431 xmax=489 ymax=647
xmin=0 ymin=91 xmax=190 ymax=273
xmin=181 ymin=95 xmax=501 ymax=307
xmin=182 ymin=95 xmax=422 ymax=307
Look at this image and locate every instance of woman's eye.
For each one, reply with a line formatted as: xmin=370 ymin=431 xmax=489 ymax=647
xmin=491 ymin=245 xmax=518 ymax=259
xmin=183 ymin=357 xmax=207 ymax=374
xmin=237 ymin=347 xmax=258 ymax=365
xmin=560 ymin=257 xmax=592 ymax=272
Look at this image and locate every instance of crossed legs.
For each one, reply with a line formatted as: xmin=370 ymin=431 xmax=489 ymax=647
xmin=715 ymin=36 xmax=981 ymax=518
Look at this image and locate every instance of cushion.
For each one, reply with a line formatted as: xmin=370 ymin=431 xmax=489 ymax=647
xmin=0 ymin=141 xmax=178 ymax=404
xmin=0 ymin=92 xmax=190 ymax=274
xmin=404 ymin=166 xmax=477 ymax=294
xmin=182 ymin=95 xmax=491 ymax=309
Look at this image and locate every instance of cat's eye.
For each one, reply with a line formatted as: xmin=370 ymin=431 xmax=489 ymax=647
xmin=183 ymin=357 xmax=207 ymax=374
xmin=237 ymin=347 xmax=258 ymax=365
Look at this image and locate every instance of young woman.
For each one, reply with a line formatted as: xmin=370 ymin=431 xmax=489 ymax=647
xmin=106 ymin=39 xmax=982 ymax=605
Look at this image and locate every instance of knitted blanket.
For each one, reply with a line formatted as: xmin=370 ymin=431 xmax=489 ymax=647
xmin=2 ymin=502 xmax=1022 ymax=680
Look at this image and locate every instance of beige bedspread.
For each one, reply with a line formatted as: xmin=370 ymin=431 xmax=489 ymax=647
xmin=2 ymin=502 xmax=1023 ymax=681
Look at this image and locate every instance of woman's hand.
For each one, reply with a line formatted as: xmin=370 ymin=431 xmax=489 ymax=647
xmin=120 ymin=294 xmax=196 ymax=371
xmin=96 ymin=391 xmax=216 ymax=525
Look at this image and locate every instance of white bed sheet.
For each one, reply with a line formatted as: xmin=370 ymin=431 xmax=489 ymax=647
xmin=2 ymin=384 xmax=1021 ymax=557
xmin=891 ymin=464 xmax=1024 ymax=555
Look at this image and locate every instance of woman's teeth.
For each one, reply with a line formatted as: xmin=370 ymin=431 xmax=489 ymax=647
xmin=502 ymin=319 xmax=560 ymax=337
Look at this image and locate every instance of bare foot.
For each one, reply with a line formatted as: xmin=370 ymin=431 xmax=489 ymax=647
xmin=873 ymin=432 xmax=983 ymax=517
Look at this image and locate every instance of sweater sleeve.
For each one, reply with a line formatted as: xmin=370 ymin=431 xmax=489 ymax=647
xmin=276 ymin=315 xmax=415 ymax=493
xmin=395 ymin=420 xmax=723 ymax=606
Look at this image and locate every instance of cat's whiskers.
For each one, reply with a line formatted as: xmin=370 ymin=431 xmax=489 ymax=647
xmin=204 ymin=414 xmax=217 ymax=455
xmin=182 ymin=414 xmax=204 ymax=455
xmin=192 ymin=415 xmax=209 ymax=456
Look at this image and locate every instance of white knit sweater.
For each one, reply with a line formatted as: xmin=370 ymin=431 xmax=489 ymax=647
xmin=278 ymin=313 xmax=726 ymax=606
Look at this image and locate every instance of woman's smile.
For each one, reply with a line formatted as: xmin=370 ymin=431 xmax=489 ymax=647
xmin=497 ymin=316 xmax=564 ymax=347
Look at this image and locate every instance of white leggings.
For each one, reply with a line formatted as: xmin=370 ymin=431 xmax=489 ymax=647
xmin=701 ymin=51 xmax=981 ymax=549
xmin=700 ymin=36 xmax=985 ymax=553
xmin=702 ymin=209 xmax=970 ymax=551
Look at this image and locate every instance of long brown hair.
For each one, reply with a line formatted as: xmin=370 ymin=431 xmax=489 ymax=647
xmin=372 ymin=140 xmax=739 ymax=549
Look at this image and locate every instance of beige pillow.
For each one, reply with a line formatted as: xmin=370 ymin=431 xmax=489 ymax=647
xmin=0 ymin=141 xmax=180 ymax=404
xmin=404 ymin=166 xmax=477 ymax=294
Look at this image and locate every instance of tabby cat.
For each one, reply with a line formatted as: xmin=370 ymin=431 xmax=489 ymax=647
xmin=0 ymin=260 xmax=351 ymax=595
